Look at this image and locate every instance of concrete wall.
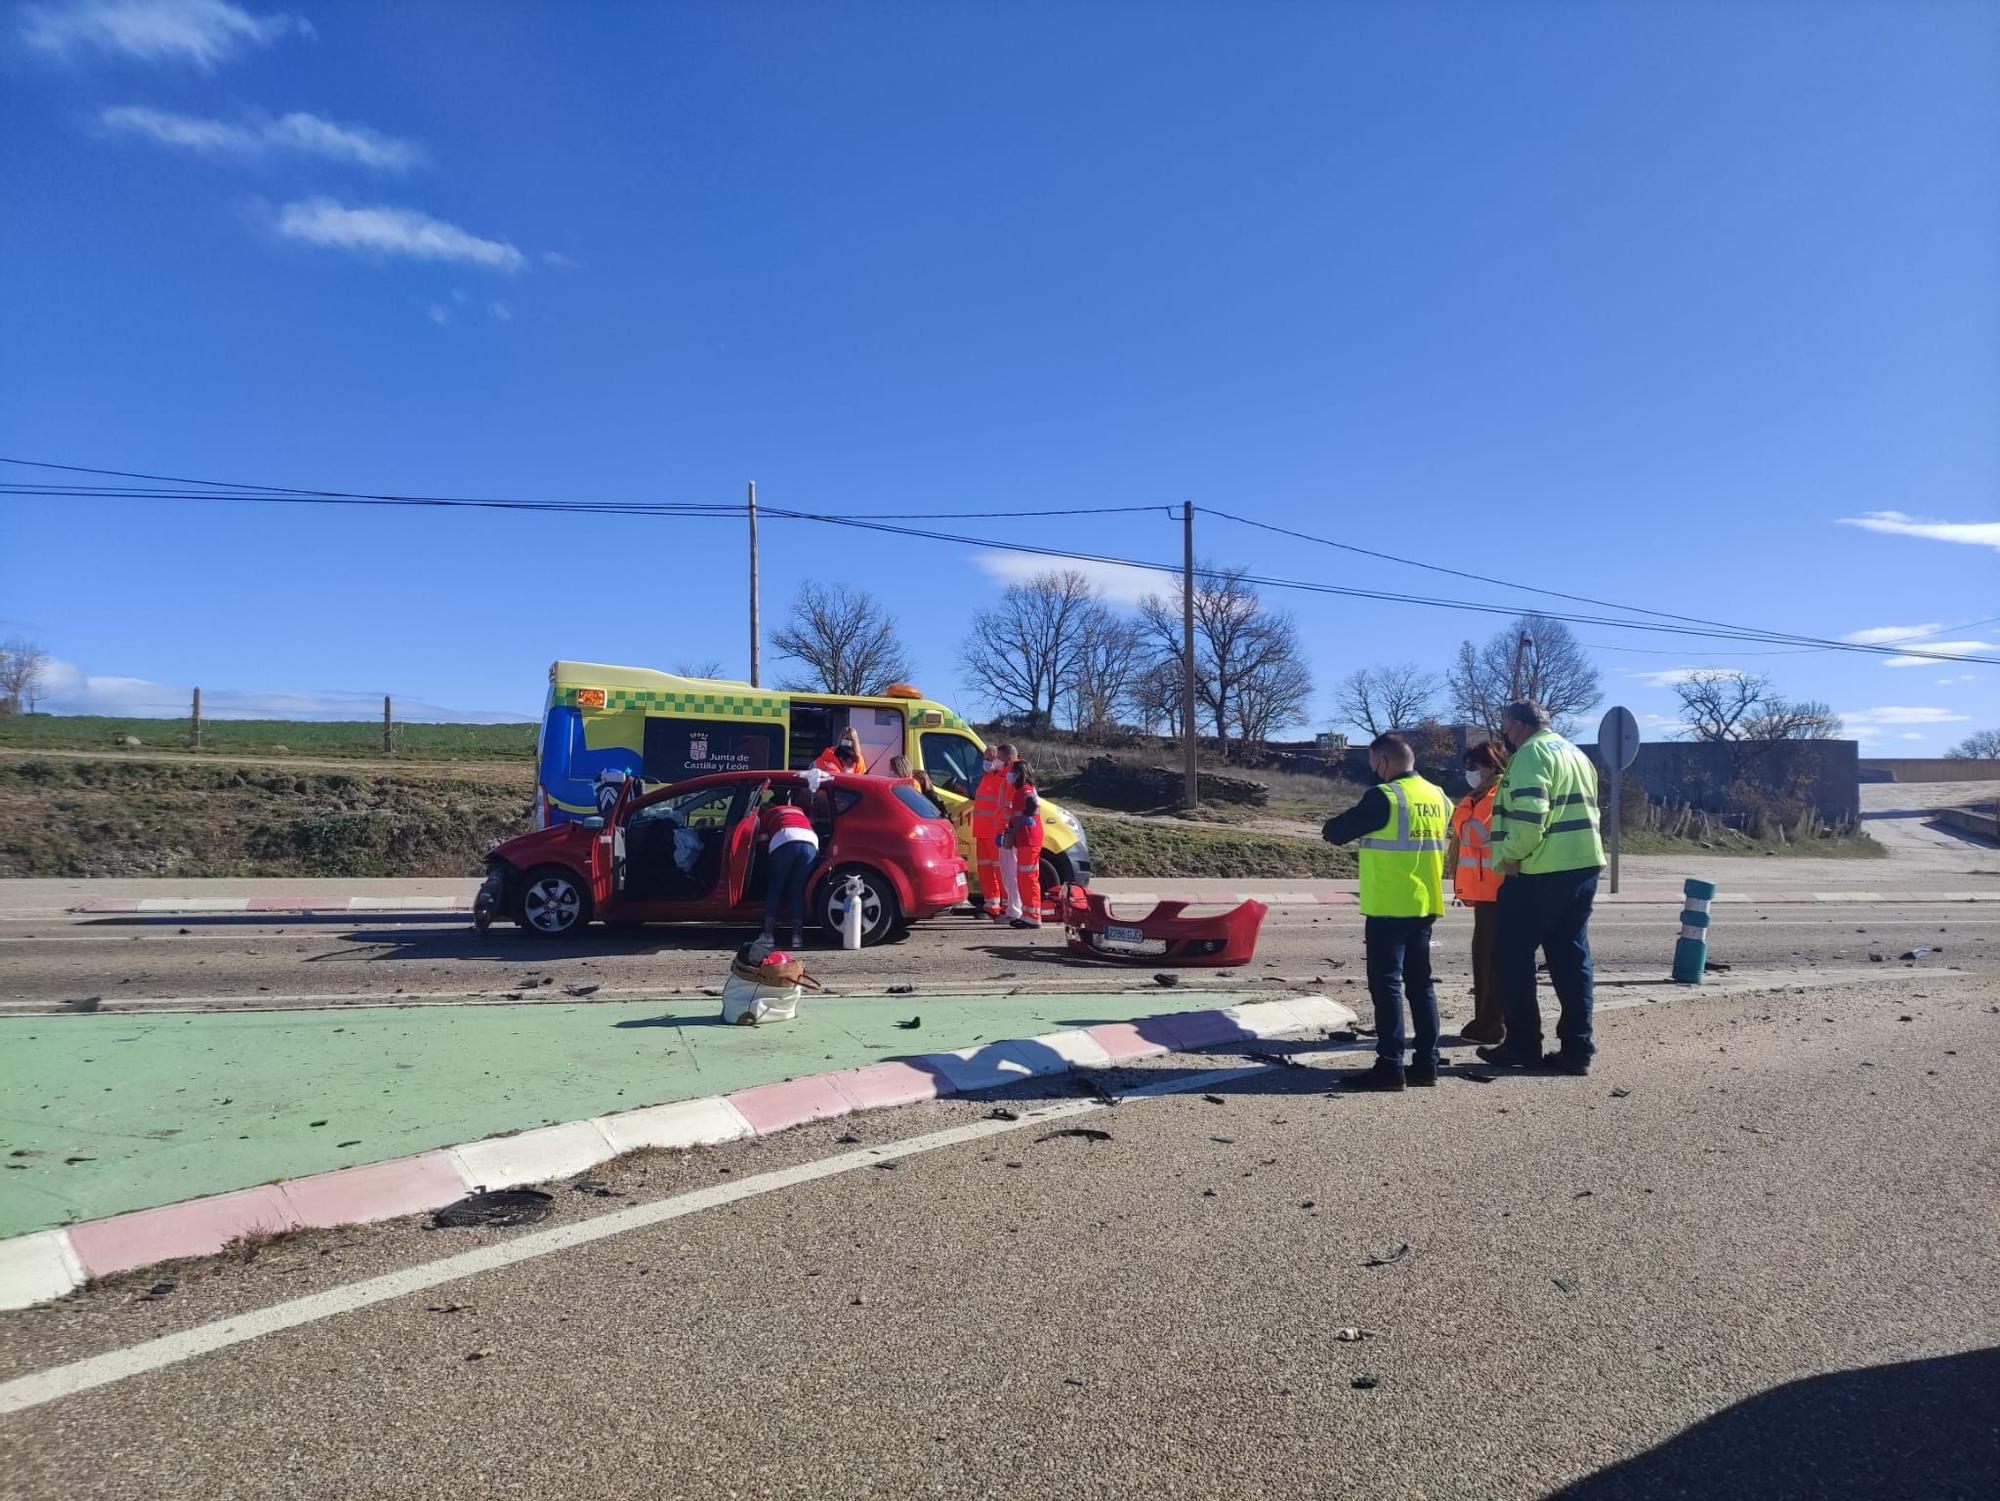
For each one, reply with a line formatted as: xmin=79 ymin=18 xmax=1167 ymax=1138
xmin=1580 ymin=738 xmax=1861 ymax=824
xmin=1858 ymin=758 xmax=2000 ymax=784
xmin=1937 ymin=806 xmax=2000 ymax=842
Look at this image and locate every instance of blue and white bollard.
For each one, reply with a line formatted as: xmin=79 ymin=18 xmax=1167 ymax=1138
xmin=1672 ymin=877 xmax=1715 ymax=984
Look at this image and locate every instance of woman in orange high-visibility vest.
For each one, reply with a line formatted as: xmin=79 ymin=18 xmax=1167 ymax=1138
xmin=999 ymin=758 xmax=1045 ymax=929
xmin=973 ymin=743 xmax=1013 ymax=919
xmin=1446 ymin=739 xmax=1508 ymax=1045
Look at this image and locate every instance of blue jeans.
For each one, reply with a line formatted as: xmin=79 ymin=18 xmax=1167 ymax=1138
xmin=1496 ymin=867 xmax=1598 ymax=1060
xmin=763 ymin=841 xmax=817 ymax=931
xmin=1364 ymin=915 xmax=1440 ymax=1070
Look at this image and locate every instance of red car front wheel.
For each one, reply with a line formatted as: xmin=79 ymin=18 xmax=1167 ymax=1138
xmin=518 ymin=865 xmax=593 ymax=939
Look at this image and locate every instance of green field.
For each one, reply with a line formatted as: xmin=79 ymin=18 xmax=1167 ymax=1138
xmin=0 ymin=714 xmax=536 ymax=761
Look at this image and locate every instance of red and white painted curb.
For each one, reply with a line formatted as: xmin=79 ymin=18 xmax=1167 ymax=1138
xmin=0 ymin=994 xmax=1356 ymax=1312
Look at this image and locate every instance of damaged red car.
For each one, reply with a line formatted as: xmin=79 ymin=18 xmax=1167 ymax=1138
xmin=475 ymin=770 xmax=967 ymax=946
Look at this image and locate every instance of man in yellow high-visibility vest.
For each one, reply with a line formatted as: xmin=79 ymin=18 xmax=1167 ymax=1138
xmin=1479 ymin=700 xmax=1606 ymax=1075
xmin=1320 ymin=732 xmax=1452 ymax=1091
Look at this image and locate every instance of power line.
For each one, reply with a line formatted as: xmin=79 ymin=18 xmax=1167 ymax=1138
xmin=0 ymin=458 xmax=1172 ymax=521
xmin=8 ymin=456 xmax=1996 ymax=667
xmin=1204 ymin=505 xmax=1872 ymax=655
xmin=747 ymin=508 xmax=2000 ymax=666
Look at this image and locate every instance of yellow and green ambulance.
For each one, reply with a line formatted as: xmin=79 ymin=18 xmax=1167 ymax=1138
xmin=535 ymin=662 xmax=1091 ymax=899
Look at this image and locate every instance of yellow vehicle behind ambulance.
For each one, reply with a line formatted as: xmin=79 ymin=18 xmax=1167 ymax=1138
xmin=534 ymin=662 xmax=1091 ymax=902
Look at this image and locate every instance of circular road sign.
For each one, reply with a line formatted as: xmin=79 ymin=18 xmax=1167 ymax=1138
xmin=1599 ymin=705 xmax=1641 ymax=770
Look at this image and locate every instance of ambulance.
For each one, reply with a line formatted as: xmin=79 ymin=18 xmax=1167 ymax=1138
xmin=534 ymin=662 xmax=1091 ymax=902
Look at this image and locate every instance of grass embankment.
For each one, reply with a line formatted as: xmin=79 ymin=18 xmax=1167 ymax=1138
xmin=1084 ymin=817 xmax=1355 ymax=880
xmin=1620 ymin=826 xmax=1885 ymax=859
xmin=0 ymin=759 xmax=530 ymax=879
xmin=0 ymin=714 xmax=536 ymax=762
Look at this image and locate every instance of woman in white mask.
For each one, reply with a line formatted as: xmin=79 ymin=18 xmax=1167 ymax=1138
xmin=1445 ymin=739 xmax=1510 ymax=1045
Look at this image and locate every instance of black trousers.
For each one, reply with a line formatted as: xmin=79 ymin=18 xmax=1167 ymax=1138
xmin=1495 ymin=867 xmax=1598 ymax=1060
xmin=1364 ymin=914 xmax=1440 ymax=1070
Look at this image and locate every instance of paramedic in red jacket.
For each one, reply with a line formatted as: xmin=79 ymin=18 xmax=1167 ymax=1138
xmin=757 ymin=786 xmax=820 ymax=950
xmin=973 ymin=742 xmax=1014 ymax=919
xmin=999 ymin=758 xmax=1045 ymax=929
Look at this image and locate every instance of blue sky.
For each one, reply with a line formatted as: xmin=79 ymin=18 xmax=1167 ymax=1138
xmin=2 ymin=0 xmax=1995 ymax=751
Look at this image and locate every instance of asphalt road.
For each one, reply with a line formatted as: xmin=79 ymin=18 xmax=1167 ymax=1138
xmin=2 ymin=793 xmax=1997 ymax=1498
xmin=1 ymin=969 xmax=1995 ymax=1499
xmin=1 ymin=896 xmax=1993 ymax=1013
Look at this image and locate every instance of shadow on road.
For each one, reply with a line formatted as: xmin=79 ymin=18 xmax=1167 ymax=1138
xmin=1552 ymin=1346 xmax=2000 ymax=1500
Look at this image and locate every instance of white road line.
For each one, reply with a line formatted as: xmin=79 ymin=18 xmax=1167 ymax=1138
xmin=0 ymin=1063 xmax=1266 ymax=1417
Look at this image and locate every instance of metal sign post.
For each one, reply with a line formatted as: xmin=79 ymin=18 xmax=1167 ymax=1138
xmin=1598 ymin=705 xmax=1640 ymax=894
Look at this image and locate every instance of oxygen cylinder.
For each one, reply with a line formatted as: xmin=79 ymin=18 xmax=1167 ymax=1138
xmin=841 ymin=873 xmax=865 ymax=950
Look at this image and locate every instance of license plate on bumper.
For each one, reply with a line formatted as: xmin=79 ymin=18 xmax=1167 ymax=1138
xmin=1103 ymin=924 xmax=1145 ymax=944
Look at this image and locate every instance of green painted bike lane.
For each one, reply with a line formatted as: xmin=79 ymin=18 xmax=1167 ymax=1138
xmin=0 ymin=992 xmax=1231 ymax=1237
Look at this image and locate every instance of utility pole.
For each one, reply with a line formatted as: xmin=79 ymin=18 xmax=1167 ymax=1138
xmin=190 ymin=687 xmax=201 ymax=750
xmin=383 ymin=695 xmax=393 ymax=756
xmin=748 ymin=480 xmax=761 ymax=688
xmin=1509 ymin=632 xmax=1533 ymax=700
xmin=1181 ymin=501 xmax=1199 ymax=809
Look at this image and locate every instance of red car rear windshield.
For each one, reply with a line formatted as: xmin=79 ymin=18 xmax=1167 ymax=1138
xmin=892 ymin=784 xmax=944 ymax=820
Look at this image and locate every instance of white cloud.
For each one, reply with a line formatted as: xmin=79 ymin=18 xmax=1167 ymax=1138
xmin=100 ymin=105 xmax=424 ymax=170
xmin=488 ymin=301 xmax=513 ymax=321
xmin=1882 ymin=641 xmax=1998 ymax=668
xmin=274 ymin=197 xmax=526 ymax=273
xmin=426 ymin=303 xmax=451 ymax=325
xmin=541 ymin=250 xmax=580 ymax=269
xmin=37 ymin=658 xmax=529 ymax=722
xmin=971 ymin=551 xmax=1169 ymax=607
xmin=1632 ymin=666 xmax=1745 ymax=688
xmin=1897 ymin=732 xmax=1925 ymax=742
xmin=1839 ymin=511 xmax=2000 ymax=553
xmin=1936 ymin=675 xmax=1979 ymax=685
xmin=1838 ymin=705 xmax=1971 ymax=729
xmin=1842 ymin=623 xmax=1942 ymax=646
xmin=22 ymin=0 xmax=310 ymax=69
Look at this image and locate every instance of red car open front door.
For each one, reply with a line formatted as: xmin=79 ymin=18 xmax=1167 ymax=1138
xmin=589 ymin=776 xmax=639 ymax=913
xmin=722 ymin=780 xmax=768 ymax=913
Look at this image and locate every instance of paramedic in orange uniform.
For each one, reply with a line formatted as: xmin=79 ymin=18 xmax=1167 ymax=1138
xmin=999 ymin=757 xmax=1045 ymax=929
xmin=972 ymin=742 xmax=1013 ymax=919
xmin=1445 ymin=739 xmax=1508 ymax=1045
xmin=812 ymin=736 xmax=863 ymax=777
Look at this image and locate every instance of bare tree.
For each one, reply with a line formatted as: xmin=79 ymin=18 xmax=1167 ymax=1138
xmin=771 ymin=581 xmax=915 ymax=696
xmin=1138 ymin=565 xmax=1313 ymax=754
xmin=1947 ymin=728 xmax=2000 ymax=759
xmin=1236 ymin=651 xmax=1315 ymax=746
xmin=1675 ymin=672 xmax=1842 ymax=742
xmin=1672 ymin=671 xmax=1763 ymax=741
xmin=671 ymin=659 xmax=727 ymax=679
xmin=1447 ymin=614 xmax=1601 ymax=734
xmin=959 ymin=569 xmax=1100 ymax=730
xmin=0 ymin=637 xmax=50 ymax=715
xmin=1131 ymin=659 xmax=1188 ymax=738
xmin=1745 ymin=698 xmax=1842 ymax=742
xmin=1335 ymin=662 xmax=1442 ymax=737
xmin=1060 ymin=609 xmax=1145 ymax=738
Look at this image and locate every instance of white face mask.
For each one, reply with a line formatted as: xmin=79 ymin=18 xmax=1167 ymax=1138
xmin=1465 ymin=768 xmax=1485 ymax=788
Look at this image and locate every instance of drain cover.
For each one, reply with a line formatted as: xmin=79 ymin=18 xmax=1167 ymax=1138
xmin=431 ymin=1189 xmax=555 ymax=1229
